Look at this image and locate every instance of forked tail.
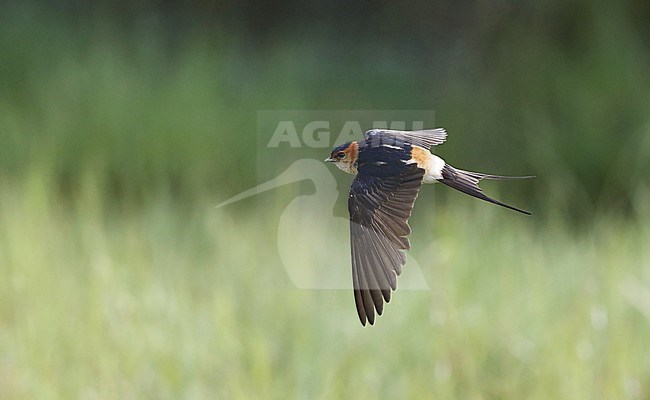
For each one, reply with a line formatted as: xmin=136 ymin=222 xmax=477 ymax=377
xmin=439 ymin=165 xmax=534 ymax=215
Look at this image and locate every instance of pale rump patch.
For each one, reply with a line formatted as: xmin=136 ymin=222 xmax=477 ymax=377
xmin=410 ymin=146 xmax=430 ymax=167
xmin=409 ymin=145 xmax=445 ymax=183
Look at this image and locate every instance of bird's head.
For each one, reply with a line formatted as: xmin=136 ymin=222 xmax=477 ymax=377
xmin=325 ymin=141 xmax=358 ymax=174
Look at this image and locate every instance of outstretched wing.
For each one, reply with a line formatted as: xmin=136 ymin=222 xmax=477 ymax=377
xmin=364 ymin=128 xmax=447 ymax=149
xmin=348 ymin=163 xmax=425 ymax=325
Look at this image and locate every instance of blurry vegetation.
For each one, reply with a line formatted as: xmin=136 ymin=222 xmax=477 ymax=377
xmin=1 ymin=1 xmax=649 ymax=398
xmin=1 ymin=1 xmax=649 ymax=217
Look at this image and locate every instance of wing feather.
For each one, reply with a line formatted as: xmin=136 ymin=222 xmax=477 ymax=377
xmin=348 ymin=163 xmax=425 ymax=325
xmin=364 ymin=128 xmax=447 ymax=149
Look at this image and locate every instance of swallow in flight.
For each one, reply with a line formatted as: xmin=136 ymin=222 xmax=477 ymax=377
xmin=325 ymin=128 xmax=533 ymax=325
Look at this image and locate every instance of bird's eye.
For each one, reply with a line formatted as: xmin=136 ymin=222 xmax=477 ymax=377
xmin=336 ymin=152 xmax=345 ymax=159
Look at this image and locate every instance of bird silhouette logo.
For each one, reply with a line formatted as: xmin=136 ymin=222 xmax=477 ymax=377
xmin=216 ymin=158 xmax=432 ymax=291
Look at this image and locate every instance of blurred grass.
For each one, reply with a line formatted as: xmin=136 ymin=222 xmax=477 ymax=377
xmin=2 ymin=2 xmax=649 ymax=216
xmin=1 ymin=2 xmax=650 ymax=398
xmin=1 ymin=171 xmax=649 ymax=398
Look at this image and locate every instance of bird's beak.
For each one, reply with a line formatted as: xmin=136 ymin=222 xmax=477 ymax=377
xmin=324 ymin=157 xmax=334 ymax=162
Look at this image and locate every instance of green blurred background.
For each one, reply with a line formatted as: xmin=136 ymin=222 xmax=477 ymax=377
xmin=1 ymin=1 xmax=649 ymax=398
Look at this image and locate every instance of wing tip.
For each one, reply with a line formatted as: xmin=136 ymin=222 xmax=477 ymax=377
xmin=364 ymin=127 xmax=448 ymax=147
